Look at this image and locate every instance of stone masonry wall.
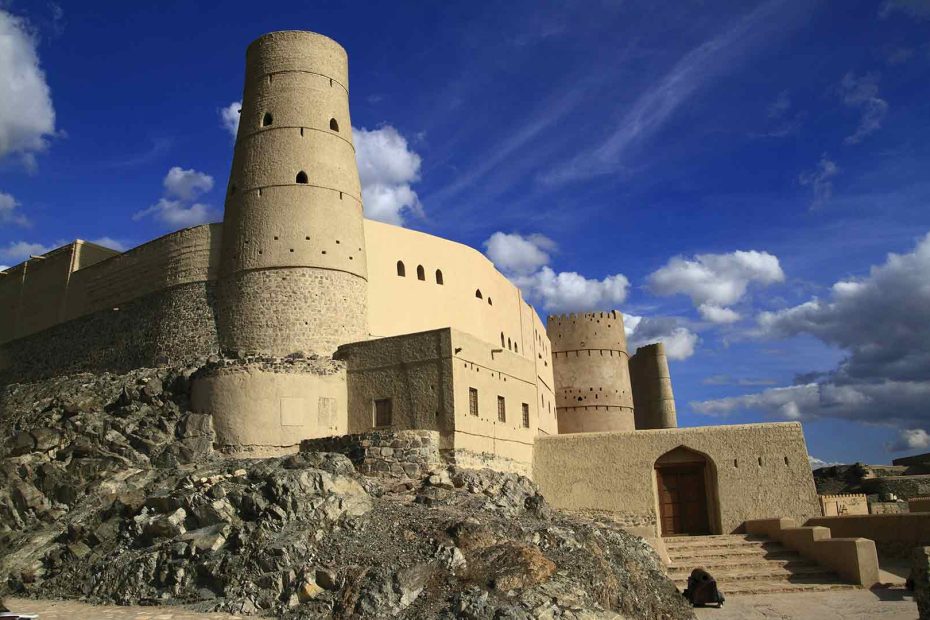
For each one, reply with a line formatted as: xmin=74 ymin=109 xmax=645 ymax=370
xmin=300 ymin=430 xmax=442 ymax=478
xmin=0 ymin=282 xmax=219 ymax=385
xmin=217 ymin=268 xmax=367 ymax=357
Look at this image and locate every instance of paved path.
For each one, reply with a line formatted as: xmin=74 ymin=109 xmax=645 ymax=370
xmin=693 ymin=586 xmax=917 ymax=619
xmin=3 ymin=598 xmax=244 ymax=619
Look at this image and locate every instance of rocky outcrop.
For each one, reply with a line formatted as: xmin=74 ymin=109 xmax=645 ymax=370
xmin=0 ymin=365 xmax=693 ymax=619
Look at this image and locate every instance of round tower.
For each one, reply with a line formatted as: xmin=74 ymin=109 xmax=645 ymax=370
xmin=217 ymin=31 xmax=367 ymax=356
xmin=630 ymin=342 xmax=678 ymax=429
xmin=547 ymin=311 xmax=635 ymax=433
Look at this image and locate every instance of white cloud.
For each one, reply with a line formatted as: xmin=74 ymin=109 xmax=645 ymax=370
xmin=0 ymin=10 xmax=56 ymax=167
xmin=483 ymin=232 xmax=556 ymax=276
xmin=889 ymin=429 xmax=930 ymax=452
xmin=354 ymin=125 xmax=423 ymax=226
xmin=839 ymin=72 xmax=888 ymax=145
xmin=89 ymin=236 xmax=126 ymax=251
xmin=0 ymin=191 xmax=29 ymax=226
xmin=483 ymin=231 xmax=629 ymax=314
xmin=879 ymin=0 xmax=930 ymax=20
xmin=624 ymin=313 xmax=698 ymax=360
xmin=220 ymin=101 xmax=240 ymax=138
xmin=163 ymin=166 xmax=214 ymax=200
xmin=0 ymin=240 xmax=51 ymax=263
xmin=134 ymin=167 xmax=217 ymax=228
xmin=799 ymin=155 xmax=839 ymax=209
xmin=647 ymin=250 xmax=784 ymax=323
xmin=514 ymin=267 xmax=629 ymax=314
xmin=0 ymin=265 xmax=8 ymax=271
xmin=694 ymin=233 xmax=930 ymax=441
xmin=809 ymin=455 xmax=843 ymax=468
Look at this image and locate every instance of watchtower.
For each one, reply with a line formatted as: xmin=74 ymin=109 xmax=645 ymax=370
xmin=216 ymin=31 xmax=368 ymax=356
xmin=629 ymin=342 xmax=678 ymax=429
xmin=547 ymin=311 xmax=635 ymax=433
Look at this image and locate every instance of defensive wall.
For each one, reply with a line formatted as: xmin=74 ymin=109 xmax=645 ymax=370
xmin=533 ymin=422 xmax=819 ymax=537
xmin=629 ymin=342 xmax=677 ymax=430
xmin=806 ymin=513 xmax=930 ymax=558
xmin=547 ymin=311 xmax=635 ymax=433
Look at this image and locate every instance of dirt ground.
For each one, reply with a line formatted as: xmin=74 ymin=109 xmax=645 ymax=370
xmin=4 ymin=597 xmax=244 ymax=619
xmin=693 ymin=585 xmax=917 ymax=620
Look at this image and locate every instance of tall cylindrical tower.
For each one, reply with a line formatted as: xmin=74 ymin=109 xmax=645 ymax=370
xmin=548 ymin=311 xmax=635 ymax=433
xmin=630 ymin=342 xmax=678 ymax=429
xmin=217 ymin=31 xmax=368 ymax=356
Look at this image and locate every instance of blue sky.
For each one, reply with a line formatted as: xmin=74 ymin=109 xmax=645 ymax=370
xmin=2 ymin=0 xmax=930 ymax=465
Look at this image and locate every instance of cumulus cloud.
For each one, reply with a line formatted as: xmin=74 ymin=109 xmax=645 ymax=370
xmin=879 ymin=0 xmax=930 ymax=20
xmin=647 ymin=250 xmax=784 ymax=323
xmin=809 ymin=455 xmax=843 ymax=468
xmin=0 ymin=240 xmax=51 ymax=263
xmin=484 ymin=232 xmax=630 ymax=314
xmin=134 ymin=167 xmax=217 ymax=228
xmin=799 ymin=155 xmax=839 ymax=209
xmin=163 ymin=166 xmax=214 ymax=200
xmin=889 ymin=429 xmax=930 ymax=452
xmin=89 ymin=236 xmax=126 ymax=251
xmin=483 ymin=232 xmax=556 ymax=276
xmin=0 ymin=191 xmax=29 ymax=226
xmin=354 ymin=125 xmax=423 ymax=226
xmin=0 ymin=10 xmax=57 ymax=168
xmin=220 ymin=101 xmax=240 ymax=138
xmin=693 ymin=233 xmax=930 ymax=446
xmin=839 ymin=72 xmax=888 ymax=145
xmin=623 ymin=313 xmax=698 ymax=360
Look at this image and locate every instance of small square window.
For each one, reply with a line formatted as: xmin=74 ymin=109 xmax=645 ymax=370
xmin=522 ymin=403 xmax=530 ymax=428
xmin=497 ymin=396 xmax=506 ymax=422
xmin=374 ymin=398 xmax=392 ymax=427
xmin=469 ymin=388 xmax=479 ymax=416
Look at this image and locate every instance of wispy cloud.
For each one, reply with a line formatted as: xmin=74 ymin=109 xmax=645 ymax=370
xmin=839 ymin=72 xmax=888 ymax=145
xmin=799 ymin=155 xmax=839 ymax=209
xmin=539 ymin=0 xmax=793 ymax=186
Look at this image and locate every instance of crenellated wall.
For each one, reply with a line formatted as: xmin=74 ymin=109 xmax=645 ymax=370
xmin=547 ymin=311 xmax=635 ymax=433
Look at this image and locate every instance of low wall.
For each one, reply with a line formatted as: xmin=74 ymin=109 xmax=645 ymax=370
xmin=0 ymin=282 xmax=219 ymax=385
xmin=747 ymin=517 xmax=879 ymax=587
xmin=819 ymin=493 xmax=868 ymax=516
xmin=533 ymin=422 xmax=819 ymax=536
xmin=806 ymin=513 xmax=930 ymax=558
xmin=862 ymin=474 xmax=930 ymax=499
xmin=191 ymin=357 xmax=346 ymax=456
xmin=300 ymin=429 xmax=442 ymax=478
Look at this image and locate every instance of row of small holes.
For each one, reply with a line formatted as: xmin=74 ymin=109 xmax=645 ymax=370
xmin=262 ymin=112 xmax=340 ymax=133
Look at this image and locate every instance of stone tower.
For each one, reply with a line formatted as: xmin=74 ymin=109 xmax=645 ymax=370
xmin=217 ymin=31 xmax=368 ymax=357
xmin=547 ymin=311 xmax=635 ymax=433
xmin=629 ymin=342 xmax=678 ymax=429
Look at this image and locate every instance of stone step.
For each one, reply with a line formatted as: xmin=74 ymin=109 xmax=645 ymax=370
xmin=668 ymin=564 xmax=836 ymax=583
xmin=673 ymin=578 xmax=858 ymax=596
xmin=665 ymin=537 xmax=780 ymax=550
xmin=664 ymin=534 xmax=766 ymax=547
xmin=667 ymin=544 xmax=796 ymax=561
xmin=668 ymin=557 xmax=819 ymax=572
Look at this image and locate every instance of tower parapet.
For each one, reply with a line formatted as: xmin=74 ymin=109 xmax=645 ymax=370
xmin=629 ymin=342 xmax=678 ymax=429
xmin=547 ymin=310 xmax=635 ymax=433
xmin=217 ymin=30 xmax=368 ymax=356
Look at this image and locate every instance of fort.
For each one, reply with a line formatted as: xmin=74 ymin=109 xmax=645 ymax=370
xmin=0 ymin=31 xmax=824 ymax=547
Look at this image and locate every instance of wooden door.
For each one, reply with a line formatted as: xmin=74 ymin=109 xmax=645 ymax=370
xmin=657 ymin=464 xmax=709 ymax=536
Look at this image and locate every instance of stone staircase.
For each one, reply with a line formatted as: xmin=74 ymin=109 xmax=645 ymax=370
xmin=664 ymin=534 xmax=860 ymax=595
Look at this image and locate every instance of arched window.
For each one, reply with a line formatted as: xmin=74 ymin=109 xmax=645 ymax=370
xmin=500 ymin=332 xmax=505 ymax=347
xmin=396 ymin=261 xmax=406 ymax=277
xmin=296 ymin=171 xmax=309 ymax=184
xmin=507 ymin=337 xmax=512 ymax=350
xmin=488 ymin=297 xmax=493 ymax=305
xmin=435 ymin=269 xmax=444 ymax=285
xmin=330 ymin=118 xmax=339 ymax=132
xmin=262 ymin=112 xmax=273 ymax=127
xmin=514 ymin=343 xmax=518 ymax=353
xmin=416 ymin=265 xmax=425 ymax=281
xmin=475 ymin=289 xmax=483 ymax=299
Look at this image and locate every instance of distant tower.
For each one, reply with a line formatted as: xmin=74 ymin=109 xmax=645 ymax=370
xmin=629 ymin=342 xmax=678 ymax=429
xmin=217 ymin=31 xmax=368 ymax=357
xmin=548 ymin=311 xmax=635 ymax=433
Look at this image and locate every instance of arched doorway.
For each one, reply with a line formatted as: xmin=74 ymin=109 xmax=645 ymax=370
xmin=654 ymin=446 xmax=718 ymax=537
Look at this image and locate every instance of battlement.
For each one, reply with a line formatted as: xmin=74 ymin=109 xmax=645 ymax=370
xmin=547 ymin=309 xmax=627 ymax=354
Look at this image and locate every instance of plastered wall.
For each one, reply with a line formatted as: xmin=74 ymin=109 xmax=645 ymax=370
xmin=533 ymin=422 xmax=820 ymax=535
xmin=548 ymin=311 xmax=635 ymax=433
xmin=337 ymin=328 xmax=544 ymax=473
xmin=629 ymin=342 xmax=678 ymax=429
xmin=191 ymin=361 xmax=347 ymax=455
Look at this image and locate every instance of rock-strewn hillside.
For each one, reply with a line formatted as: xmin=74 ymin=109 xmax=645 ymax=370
xmin=0 ymin=365 xmax=693 ymax=619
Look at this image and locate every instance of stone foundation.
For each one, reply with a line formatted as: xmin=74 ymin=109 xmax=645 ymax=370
xmin=300 ymin=430 xmax=442 ymax=478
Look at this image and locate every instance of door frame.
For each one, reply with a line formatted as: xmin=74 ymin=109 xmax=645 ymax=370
xmin=653 ymin=446 xmax=721 ymax=537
